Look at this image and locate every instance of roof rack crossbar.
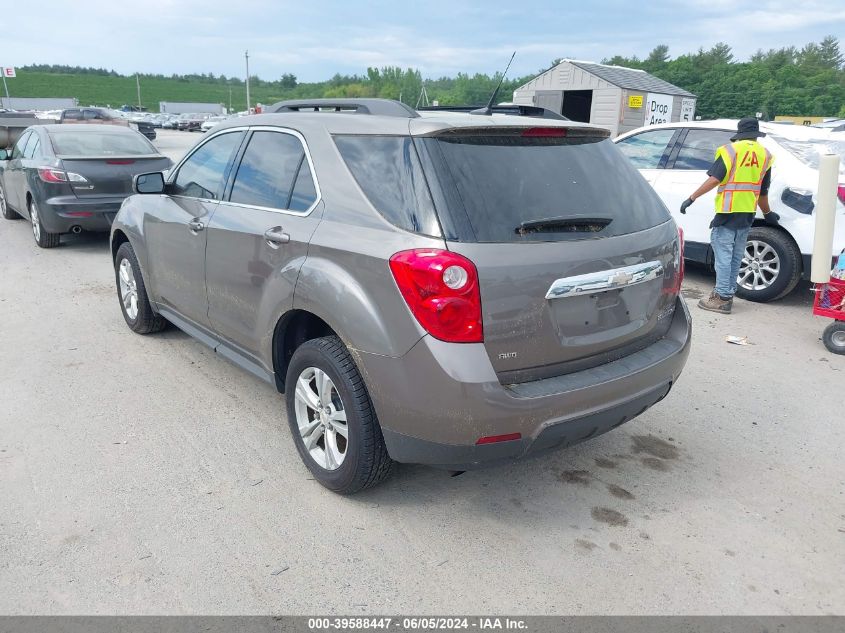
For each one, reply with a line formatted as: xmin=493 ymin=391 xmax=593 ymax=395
xmin=417 ymin=105 xmax=568 ymax=121
xmin=269 ymin=98 xmax=419 ymax=118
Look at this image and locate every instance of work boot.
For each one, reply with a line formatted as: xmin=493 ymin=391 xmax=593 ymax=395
xmin=698 ymin=291 xmax=732 ymax=314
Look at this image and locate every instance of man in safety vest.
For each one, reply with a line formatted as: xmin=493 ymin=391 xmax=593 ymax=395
xmin=679 ymin=117 xmax=781 ymax=314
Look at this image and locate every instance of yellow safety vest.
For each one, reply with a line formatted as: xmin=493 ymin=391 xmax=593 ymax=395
xmin=714 ymin=140 xmax=774 ymax=214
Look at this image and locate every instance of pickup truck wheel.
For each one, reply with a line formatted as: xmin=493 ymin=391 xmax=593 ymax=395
xmin=29 ymin=200 xmax=60 ymax=248
xmin=735 ymin=227 xmax=801 ymax=302
xmin=114 ymin=242 xmax=167 ymax=334
xmin=0 ymin=184 xmax=20 ymax=219
xmin=286 ymin=335 xmax=394 ymax=494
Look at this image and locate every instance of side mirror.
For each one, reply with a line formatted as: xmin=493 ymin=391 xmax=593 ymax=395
xmin=134 ymin=172 xmax=166 ymax=194
xmin=0 ymin=149 xmax=9 ymax=161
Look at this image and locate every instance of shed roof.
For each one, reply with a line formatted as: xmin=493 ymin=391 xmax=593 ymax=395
xmin=568 ymin=61 xmax=695 ymax=98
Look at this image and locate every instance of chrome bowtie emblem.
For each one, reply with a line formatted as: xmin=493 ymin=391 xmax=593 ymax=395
xmin=610 ymin=271 xmax=634 ymax=286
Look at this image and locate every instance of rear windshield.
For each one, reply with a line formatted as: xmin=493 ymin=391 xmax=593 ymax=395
xmin=50 ymin=130 xmax=157 ymax=156
xmin=771 ymin=135 xmax=845 ymax=176
xmin=419 ymin=133 xmax=671 ymax=242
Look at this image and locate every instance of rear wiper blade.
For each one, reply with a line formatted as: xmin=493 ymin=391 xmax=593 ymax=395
xmin=516 ymin=217 xmax=613 ymax=235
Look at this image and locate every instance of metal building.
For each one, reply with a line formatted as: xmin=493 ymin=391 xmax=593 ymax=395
xmin=159 ymin=101 xmax=225 ymax=115
xmin=0 ymin=97 xmax=77 ymax=111
xmin=512 ymin=60 xmax=696 ymax=136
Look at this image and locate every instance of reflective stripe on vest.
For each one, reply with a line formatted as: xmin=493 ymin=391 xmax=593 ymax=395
xmin=714 ymin=141 xmax=773 ymax=214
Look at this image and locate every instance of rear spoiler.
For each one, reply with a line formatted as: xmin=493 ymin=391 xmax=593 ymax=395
xmin=418 ymin=105 xmax=568 ymax=121
xmin=418 ymin=125 xmax=611 ymax=140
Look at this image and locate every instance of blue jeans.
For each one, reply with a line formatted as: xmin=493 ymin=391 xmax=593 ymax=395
xmin=711 ymin=225 xmax=751 ymax=298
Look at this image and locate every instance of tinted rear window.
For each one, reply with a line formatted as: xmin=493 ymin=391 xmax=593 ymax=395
xmin=420 ymin=133 xmax=671 ymax=242
xmin=50 ymin=131 xmax=157 ymax=156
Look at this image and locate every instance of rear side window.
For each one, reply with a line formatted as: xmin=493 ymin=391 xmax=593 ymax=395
xmin=11 ymin=132 xmax=30 ymax=159
xmin=22 ymin=133 xmax=40 ymax=159
xmin=229 ymin=131 xmax=316 ymax=211
xmin=334 ymin=136 xmax=440 ymax=237
xmin=672 ymin=129 xmax=732 ymax=170
xmin=62 ymin=110 xmax=82 ymax=121
xmin=419 ymin=133 xmax=671 ymax=243
xmin=173 ymin=131 xmax=244 ymax=199
xmin=615 ymin=129 xmax=676 ymax=169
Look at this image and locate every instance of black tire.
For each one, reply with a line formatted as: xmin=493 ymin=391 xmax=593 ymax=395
xmin=114 ymin=242 xmax=167 ymax=334
xmin=822 ymin=321 xmax=845 ymax=355
xmin=285 ymin=335 xmax=394 ymax=494
xmin=28 ymin=199 xmax=60 ymax=248
xmin=735 ymin=226 xmax=802 ymax=303
xmin=0 ymin=183 xmax=20 ymax=220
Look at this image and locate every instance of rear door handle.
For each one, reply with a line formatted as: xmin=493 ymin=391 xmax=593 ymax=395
xmin=264 ymin=227 xmax=290 ymax=245
xmin=188 ymin=219 xmax=205 ymax=232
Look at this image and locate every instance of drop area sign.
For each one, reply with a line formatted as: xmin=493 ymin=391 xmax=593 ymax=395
xmin=644 ymin=93 xmax=673 ymax=126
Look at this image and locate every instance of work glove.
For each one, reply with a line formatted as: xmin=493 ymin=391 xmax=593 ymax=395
xmin=679 ymin=198 xmax=694 ymax=214
xmin=763 ymin=211 xmax=780 ymax=225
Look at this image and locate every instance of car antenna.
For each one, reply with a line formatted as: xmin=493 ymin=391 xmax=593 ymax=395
xmin=471 ymin=51 xmax=516 ymax=116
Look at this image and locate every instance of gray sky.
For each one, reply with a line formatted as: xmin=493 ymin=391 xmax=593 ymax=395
xmin=4 ymin=0 xmax=845 ymax=81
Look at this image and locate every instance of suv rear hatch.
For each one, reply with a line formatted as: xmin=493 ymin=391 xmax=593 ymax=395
xmin=414 ymin=125 xmax=682 ymax=383
xmin=334 ymin=124 xmax=683 ymax=384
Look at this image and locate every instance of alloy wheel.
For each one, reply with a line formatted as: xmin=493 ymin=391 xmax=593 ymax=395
xmin=738 ymin=240 xmax=780 ymax=292
xmin=30 ymin=202 xmax=41 ymax=242
xmin=118 ymin=258 xmax=139 ymax=320
xmin=294 ymin=367 xmax=349 ymax=470
xmin=832 ymin=330 xmax=845 ymax=348
xmin=0 ymin=184 xmax=6 ymax=216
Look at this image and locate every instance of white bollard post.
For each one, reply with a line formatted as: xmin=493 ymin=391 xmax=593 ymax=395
xmin=811 ymin=154 xmax=841 ymax=283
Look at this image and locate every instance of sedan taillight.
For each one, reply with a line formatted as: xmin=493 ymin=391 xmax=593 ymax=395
xmin=37 ymin=168 xmax=88 ymax=184
xmin=389 ymin=249 xmax=483 ymax=343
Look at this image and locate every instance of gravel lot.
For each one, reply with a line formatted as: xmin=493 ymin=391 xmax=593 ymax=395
xmin=1 ymin=130 xmax=843 ymax=615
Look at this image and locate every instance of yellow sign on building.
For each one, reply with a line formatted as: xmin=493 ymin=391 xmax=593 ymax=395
xmin=774 ymin=115 xmax=827 ymax=126
xmin=628 ymin=95 xmax=643 ymax=109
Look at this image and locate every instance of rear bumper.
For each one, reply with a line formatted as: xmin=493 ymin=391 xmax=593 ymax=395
xmin=38 ymin=195 xmax=125 ymax=233
xmin=358 ymin=297 xmax=692 ymax=469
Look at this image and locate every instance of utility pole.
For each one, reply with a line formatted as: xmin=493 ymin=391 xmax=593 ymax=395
xmin=136 ymin=73 xmax=142 ymax=110
xmin=245 ymin=50 xmax=251 ymax=113
xmin=1 ymin=75 xmax=9 ymax=108
xmin=229 ymin=87 xmax=232 ymax=114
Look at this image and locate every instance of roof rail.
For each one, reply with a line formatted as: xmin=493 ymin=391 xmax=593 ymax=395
xmin=418 ymin=104 xmax=568 ymax=121
xmin=268 ymin=98 xmax=419 ymax=118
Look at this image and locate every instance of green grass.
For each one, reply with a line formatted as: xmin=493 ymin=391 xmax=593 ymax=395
xmin=5 ymin=72 xmax=290 ymax=111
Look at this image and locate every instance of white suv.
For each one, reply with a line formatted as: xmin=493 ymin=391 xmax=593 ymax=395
xmin=615 ymin=120 xmax=845 ymax=302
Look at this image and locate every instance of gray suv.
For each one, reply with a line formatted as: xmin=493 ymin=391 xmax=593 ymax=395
xmin=111 ymin=99 xmax=691 ymax=494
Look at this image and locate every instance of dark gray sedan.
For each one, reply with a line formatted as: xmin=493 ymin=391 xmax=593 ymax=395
xmin=0 ymin=124 xmax=172 ymax=247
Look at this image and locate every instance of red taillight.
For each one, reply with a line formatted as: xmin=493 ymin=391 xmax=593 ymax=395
xmin=389 ymin=249 xmax=483 ymax=343
xmin=476 ymin=433 xmax=522 ymax=445
xmin=522 ymin=127 xmax=567 ymax=138
xmin=65 ymin=211 xmax=93 ymax=217
xmin=838 ymin=184 xmax=845 ymax=205
xmin=37 ymin=168 xmax=88 ymax=184
xmin=106 ymin=159 xmax=134 ymax=165
xmin=37 ymin=168 xmax=67 ymax=183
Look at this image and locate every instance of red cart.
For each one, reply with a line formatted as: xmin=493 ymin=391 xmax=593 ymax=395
xmin=813 ymin=277 xmax=845 ymax=355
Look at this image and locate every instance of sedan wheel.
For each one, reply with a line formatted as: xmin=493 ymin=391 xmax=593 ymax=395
xmin=28 ymin=200 xmax=60 ymax=248
xmin=294 ymin=367 xmax=349 ymax=470
xmin=0 ymin=183 xmax=20 ymax=220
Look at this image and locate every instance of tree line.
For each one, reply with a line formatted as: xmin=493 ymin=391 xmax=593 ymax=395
xmin=19 ymin=36 xmax=845 ymax=118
